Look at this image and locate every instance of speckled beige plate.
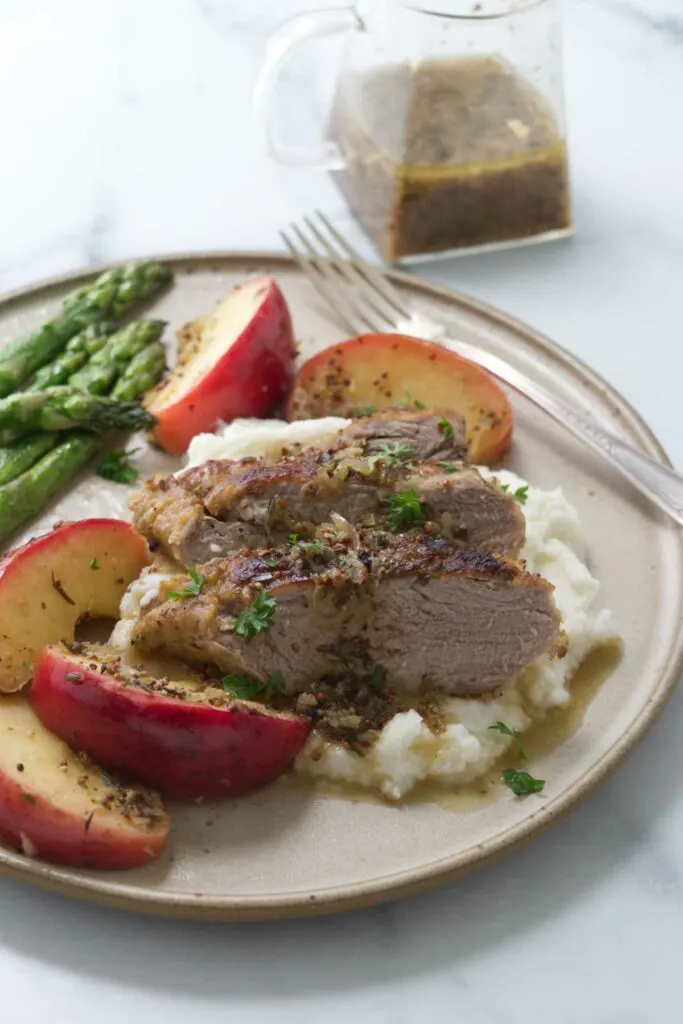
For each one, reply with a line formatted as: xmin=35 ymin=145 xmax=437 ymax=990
xmin=0 ymin=252 xmax=680 ymax=921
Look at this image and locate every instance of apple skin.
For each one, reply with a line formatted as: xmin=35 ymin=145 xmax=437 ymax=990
xmin=0 ymin=696 xmax=169 ymax=870
xmin=149 ymin=275 xmax=295 ymax=455
xmin=30 ymin=645 xmax=312 ymax=800
xmin=286 ymin=333 xmax=513 ymax=465
xmin=0 ymin=519 xmax=149 ymax=693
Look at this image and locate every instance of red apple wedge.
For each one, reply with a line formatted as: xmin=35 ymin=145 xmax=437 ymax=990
xmin=0 ymin=519 xmax=149 ymax=693
xmin=286 ymin=333 xmax=513 ymax=464
xmin=148 ymin=275 xmax=295 ymax=455
xmin=30 ymin=644 xmax=312 ymax=800
xmin=0 ymin=695 xmax=169 ymax=870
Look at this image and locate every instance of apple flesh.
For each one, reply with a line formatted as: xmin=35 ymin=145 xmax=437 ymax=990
xmin=0 ymin=695 xmax=169 ymax=870
xmin=148 ymin=275 xmax=295 ymax=455
xmin=0 ymin=519 xmax=149 ymax=693
xmin=30 ymin=644 xmax=312 ymax=800
xmin=286 ymin=333 xmax=513 ymax=465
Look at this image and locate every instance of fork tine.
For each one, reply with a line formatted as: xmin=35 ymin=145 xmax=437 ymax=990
xmin=286 ymin=222 xmax=385 ymax=333
xmin=314 ymin=210 xmax=411 ymax=320
xmin=280 ymin=229 xmax=360 ymax=336
xmin=301 ymin=216 xmax=400 ymax=330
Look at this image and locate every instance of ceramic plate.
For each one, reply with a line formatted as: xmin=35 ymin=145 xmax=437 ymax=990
xmin=0 ymin=252 xmax=680 ymax=921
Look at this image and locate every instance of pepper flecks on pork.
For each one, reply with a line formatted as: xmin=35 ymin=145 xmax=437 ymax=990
xmin=130 ymin=409 xmax=523 ymax=565
xmin=131 ymin=535 xmax=562 ymax=698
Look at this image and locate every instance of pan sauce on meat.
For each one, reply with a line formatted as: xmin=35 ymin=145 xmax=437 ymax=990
xmin=132 ymin=536 xmax=563 ymax=698
xmin=131 ymin=408 xmax=524 ymax=566
xmin=129 ymin=409 xmax=561 ymax=703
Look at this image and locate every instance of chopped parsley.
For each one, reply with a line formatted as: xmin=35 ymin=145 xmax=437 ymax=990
xmin=221 ymin=671 xmax=285 ymax=702
xmin=502 ymin=768 xmax=545 ymax=796
xmin=233 ymin=590 xmax=276 ymax=638
xmin=355 ymin=405 xmax=376 ymax=417
xmin=296 ymin=539 xmax=328 ymax=559
xmin=288 ymin=535 xmax=328 ymax=559
xmin=489 ymin=720 xmax=526 ymax=760
xmin=370 ymin=664 xmax=386 ymax=689
xmin=437 ymin=461 xmax=459 ymax=474
xmin=398 ymin=391 xmax=426 ymax=410
xmin=89 ymin=557 xmax=100 ymax=571
xmin=97 ymin=448 xmax=139 ymax=485
xmin=499 ymin=483 xmax=529 ymax=505
xmin=376 ymin=441 xmax=414 ymax=469
xmin=437 ymin=415 xmax=454 ymax=439
xmin=386 ymin=489 xmax=426 ymax=532
xmin=167 ymin=566 xmax=206 ymax=600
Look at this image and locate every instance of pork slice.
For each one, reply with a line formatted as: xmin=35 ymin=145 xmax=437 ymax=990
xmin=403 ymin=465 xmax=525 ymax=554
xmin=178 ymin=452 xmax=379 ymax=529
xmin=131 ymin=549 xmax=374 ymax=686
xmin=129 ymin=478 xmax=263 ymax=564
xmin=132 ymin=540 xmax=561 ymax=697
xmin=369 ymin=539 xmax=561 ymax=694
xmin=131 ymin=455 xmax=524 ymax=565
xmin=339 ymin=407 xmax=467 ymax=462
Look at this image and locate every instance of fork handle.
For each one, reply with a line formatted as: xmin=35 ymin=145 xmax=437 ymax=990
xmin=479 ymin=348 xmax=683 ymax=527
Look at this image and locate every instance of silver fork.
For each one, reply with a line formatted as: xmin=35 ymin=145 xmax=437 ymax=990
xmin=281 ymin=211 xmax=683 ymax=529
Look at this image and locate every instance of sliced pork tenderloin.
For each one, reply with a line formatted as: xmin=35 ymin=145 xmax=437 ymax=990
xmin=132 ymin=537 xmax=562 ymax=697
xmin=131 ymin=456 xmax=523 ymax=566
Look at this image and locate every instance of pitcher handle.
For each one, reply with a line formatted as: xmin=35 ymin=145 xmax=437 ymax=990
xmin=253 ymin=7 xmax=363 ymax=169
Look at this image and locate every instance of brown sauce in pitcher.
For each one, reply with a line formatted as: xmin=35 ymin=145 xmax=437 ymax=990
xmin=329 ymin=55 xmax=571 ymax=260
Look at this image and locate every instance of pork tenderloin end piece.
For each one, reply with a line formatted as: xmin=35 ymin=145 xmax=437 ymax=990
xmin=339 ymin=407 xmax=468 ymax=463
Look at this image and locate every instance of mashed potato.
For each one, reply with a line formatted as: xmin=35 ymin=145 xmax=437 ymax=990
xmin=116 ymin=418 xmax=618 ymax=801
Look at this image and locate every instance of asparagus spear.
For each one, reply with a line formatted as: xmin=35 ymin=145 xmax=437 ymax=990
xmin=0 ymin=342 xmax=166 ymax=541
xmin=0 ymin=433 xmax=58 ymax=486
xmin=0 ymin=261 xmax=172 ymax=397
xmin=0 ymin=323 xmax=165 ymax=482
xmin=26 ymin=322 xmax=117 ymax=390
xmin=0 ymin=434 xmax=99 ymax=540
xmin=0 ymin=387 xmax=155 ymax=444
xmin=69 ymin=319 xmax=166 ymax=395
xmin=111 ymin=341 xmax=167 ymax=401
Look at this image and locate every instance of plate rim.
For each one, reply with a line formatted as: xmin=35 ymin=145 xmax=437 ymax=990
xmin=0 ymin=249 xmax=680 ymax=922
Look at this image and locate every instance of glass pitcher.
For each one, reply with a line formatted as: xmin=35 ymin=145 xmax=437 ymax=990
xmin=254 ymin=0 xmax=572 ymax=264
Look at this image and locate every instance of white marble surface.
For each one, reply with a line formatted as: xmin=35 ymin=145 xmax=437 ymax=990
xmin=1 ymin=0 xmax=683 ymax=1020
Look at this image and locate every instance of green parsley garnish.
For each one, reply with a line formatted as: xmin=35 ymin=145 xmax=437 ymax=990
xmin=489 ymin=720 xmax=526 ymax=760
xmin=233 ymin=590 xmax=276 ymax=638
xmin=97 ymin=448 xmax=139 ymax=485
xmin=89 ymin=557 xmax=100 ymax=571
xmin=437 ymin=415 xmax=454 ymax=439
xmin=221 ymin=671 xmax=285 ymax=702
xmin=264 ymin=556 xmax=278 ymax=568
xmin=355 ymin=406 xmax=376 ymax=417
xmin=370 ymin=664 xmax=386 ymax=689
xmin=167 ymin=566 xmax=206 ymax=600
xmin=297 ymin=539 xmax=328 ymax=559
xmin=376 ymin=441 xmax=413 ymax=469
xmin=288 ymin=535 xmax=328 ymax=559
xmin=499 ymin=483 xmax=528 ymax=505
xmin=502 ymin=768 xmax=545 ymax=796
xmin=437 ymin=461 xmax=459 ymax=474
xmin=398 ymin=391 xmax=426 ymax=410
xmin=386 ymin=489 xmax=426 ymax=532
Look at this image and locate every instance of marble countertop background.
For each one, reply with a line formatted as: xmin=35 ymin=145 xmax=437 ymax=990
xmin=1 ymin=1 xmax=683 ymax=1021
